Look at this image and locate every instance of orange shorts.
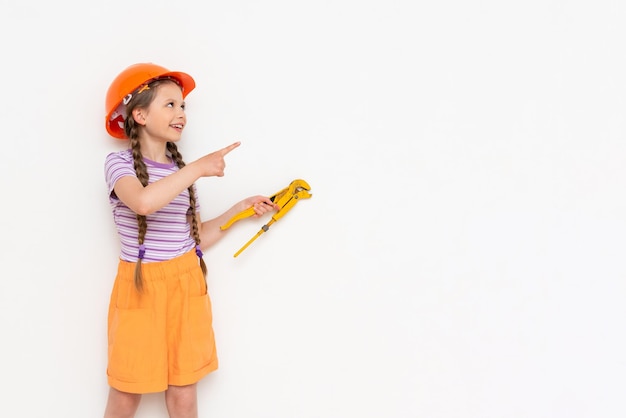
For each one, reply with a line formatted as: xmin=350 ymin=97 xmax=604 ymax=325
xmin=106 ymin=250 xmax=218 ymax=394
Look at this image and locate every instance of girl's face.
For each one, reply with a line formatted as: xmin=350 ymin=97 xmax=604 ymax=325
xmin=138 ymin=81 xmax=187 ymax=143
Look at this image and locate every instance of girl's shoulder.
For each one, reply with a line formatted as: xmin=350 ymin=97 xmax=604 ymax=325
xmin=105 ymin=148 xmax=133 ymax=165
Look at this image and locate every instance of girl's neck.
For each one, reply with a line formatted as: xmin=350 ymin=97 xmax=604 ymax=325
xmin=138 ymin=139 xmax=169 ymax=164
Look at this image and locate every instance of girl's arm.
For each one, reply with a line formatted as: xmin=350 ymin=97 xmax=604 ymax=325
xmin=114 ymin=163 xmax=203 ymax=215
xmin=198 ymin=196 xmax=278 ymax=251
xmin=114 ymin=142 xmax=240 ymax=215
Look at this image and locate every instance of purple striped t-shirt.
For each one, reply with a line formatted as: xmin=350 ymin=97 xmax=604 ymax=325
xmin=104 ymin=149 xmax=200 ymax=262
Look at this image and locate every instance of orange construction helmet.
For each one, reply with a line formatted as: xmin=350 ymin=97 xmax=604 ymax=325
xmin=105 ymin=63 xmax=196 ymax=139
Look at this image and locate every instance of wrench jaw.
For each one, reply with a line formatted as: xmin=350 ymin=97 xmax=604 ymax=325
xmin=220 ymin=179 xmax=312 ymax=257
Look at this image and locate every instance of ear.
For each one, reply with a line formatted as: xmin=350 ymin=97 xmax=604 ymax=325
xmin=132 ymin=108 xmax=146 ymax=125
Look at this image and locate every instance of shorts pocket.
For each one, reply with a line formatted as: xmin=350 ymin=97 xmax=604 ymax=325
xmin=108 ymin=307 xmax=163 ymax=382
xmin=186 ymin=294 xmax=216 ymax=371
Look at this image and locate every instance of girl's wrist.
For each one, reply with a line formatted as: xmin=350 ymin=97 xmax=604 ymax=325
xmin=185 ymin=160 xmax=203 ymax=180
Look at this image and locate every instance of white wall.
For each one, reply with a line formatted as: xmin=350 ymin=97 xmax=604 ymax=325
xmin=1 ymin=1 xmax=625 ymax=417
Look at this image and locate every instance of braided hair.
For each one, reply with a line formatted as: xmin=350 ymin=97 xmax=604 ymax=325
xmin=124 ymin=79 xmax=207 ymax=292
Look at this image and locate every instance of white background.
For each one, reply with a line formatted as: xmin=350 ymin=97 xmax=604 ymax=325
xmin=1 ymin=1 xmax=625 ymax=417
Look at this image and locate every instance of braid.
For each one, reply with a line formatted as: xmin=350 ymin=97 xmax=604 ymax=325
xmin=167 ymin=142 xmax=207 ymax=279
xmin=168 ymin=142 xmax=208 ymax=279
xmin=129 ymin=122 xmax=149 ymax=292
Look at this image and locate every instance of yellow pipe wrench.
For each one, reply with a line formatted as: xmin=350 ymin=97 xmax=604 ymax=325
xmin=220 ymin=179 xmax=312 ymax=257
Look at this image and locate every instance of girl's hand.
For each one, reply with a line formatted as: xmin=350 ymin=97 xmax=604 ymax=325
xmin=195 ymin=141 xmax=241 ymax=177
xmin=239 ymin=195 xmax=280 ymax=217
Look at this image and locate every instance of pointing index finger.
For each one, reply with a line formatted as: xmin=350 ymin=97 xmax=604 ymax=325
xmin=220 ymin=141 xmax=241 ymax=156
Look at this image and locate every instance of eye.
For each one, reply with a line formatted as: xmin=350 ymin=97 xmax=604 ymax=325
xmin=181 ymin=103 xmax=186 ymax=111
xmin=166 ymin=101 xmax=175 ymax=108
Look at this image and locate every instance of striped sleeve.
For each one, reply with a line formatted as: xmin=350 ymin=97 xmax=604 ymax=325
xmin=104 ymin=150 xmax=136 ymax=198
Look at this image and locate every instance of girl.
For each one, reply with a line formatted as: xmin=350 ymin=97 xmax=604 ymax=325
xmin=102 ymin=63 xmax=277 ymax=418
